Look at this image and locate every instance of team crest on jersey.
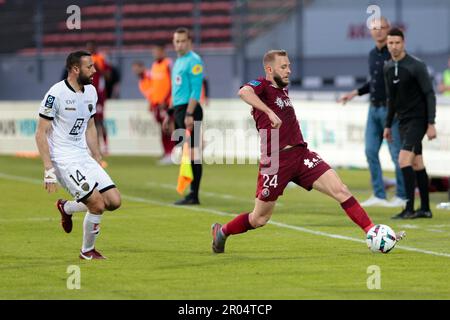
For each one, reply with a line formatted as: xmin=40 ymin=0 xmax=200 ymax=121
xmin=191 ymin=64 xmax=203 ymax=75
xmin=88 ymin=104 xmax=93 ymax=112
xmin=45 ymin=95 xmax=55 ymax=108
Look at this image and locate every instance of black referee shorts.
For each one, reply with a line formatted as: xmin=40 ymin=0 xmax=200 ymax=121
xmin=173 ymin=103 xmax=203 ymax=148
xmin=399 ymin=118 xmax=427 ymax=155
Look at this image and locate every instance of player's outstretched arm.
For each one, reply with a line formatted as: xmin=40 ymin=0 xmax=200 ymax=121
xmin=35 ymin=117 xmax=57 ymax=193
xmin=238 ymin=86 xmax=282 ymax=128
xmin=86 ymin=117 xmax=102 ymax=164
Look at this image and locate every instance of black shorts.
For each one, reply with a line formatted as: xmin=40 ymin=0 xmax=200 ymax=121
xmin=173 ymin=103 xmax=203 ymax=148
xmin=399 ymin=118 xmax=427 ymax=155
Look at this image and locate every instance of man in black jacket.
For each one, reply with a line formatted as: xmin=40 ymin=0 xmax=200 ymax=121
xmin=383 ymin=28 xmax=437 ymax=219
xmin=339 ymin=17 xmax=405 ymax=208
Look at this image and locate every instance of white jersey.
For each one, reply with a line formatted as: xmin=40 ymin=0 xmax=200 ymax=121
xmin=39 ymin=80 xmax=97 ymax=161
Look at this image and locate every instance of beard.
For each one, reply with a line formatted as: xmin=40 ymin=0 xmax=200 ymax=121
xmin=77 ymin=72 xmax=93 ymax=86
xmin=273 ymin=74 xmax=288 ymax=88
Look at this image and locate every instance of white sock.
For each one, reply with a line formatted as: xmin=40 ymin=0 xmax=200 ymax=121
xmin=82 ymin=212 xmax=102 ymax=253
xmin=64 ymin=201 xmax=88 ymax=215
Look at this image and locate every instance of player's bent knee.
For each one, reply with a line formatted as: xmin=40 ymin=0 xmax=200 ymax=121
xmin=102 ymin=189 xmax=122 ymax=211
xmin=106 ymin=198 xmax=121 ymax=211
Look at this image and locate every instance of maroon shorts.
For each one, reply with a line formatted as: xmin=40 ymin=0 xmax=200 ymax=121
xmin=151 ymin=103 xmax=168 ymax=124
xmin=94 ymin=103 xmax=104 ymax=123
xmin=255 ymin=145 xmax=331 ymax=202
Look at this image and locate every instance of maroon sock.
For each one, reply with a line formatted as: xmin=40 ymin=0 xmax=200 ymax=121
xmin=162 ymin=129 xmax=175 ymax=155
xmin=340 ymin=197 xmax=374 ymax=233
xmin=222 ymin=213 xmax=254 ymax=236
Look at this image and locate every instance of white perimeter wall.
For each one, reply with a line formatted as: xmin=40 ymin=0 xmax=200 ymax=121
xmin=1 ymin=98 xmax=449 ymax=176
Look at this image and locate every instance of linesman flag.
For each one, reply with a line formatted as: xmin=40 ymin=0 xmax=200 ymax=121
xmin=176 ymin=131 xmax=193 ymax=194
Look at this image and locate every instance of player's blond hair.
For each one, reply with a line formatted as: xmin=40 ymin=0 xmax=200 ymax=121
xmin=263 ymin=50 xmax=288 ymax=67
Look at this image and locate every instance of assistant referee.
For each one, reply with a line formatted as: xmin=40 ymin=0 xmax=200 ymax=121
xmin=164 ymin=27 xmax=204 ymax=205
xmin=383 ymin=28 xmax=437 ymax=219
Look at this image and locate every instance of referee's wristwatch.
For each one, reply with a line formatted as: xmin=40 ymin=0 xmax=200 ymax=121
xmin=185 ymin=112 xmax=194 ymax=117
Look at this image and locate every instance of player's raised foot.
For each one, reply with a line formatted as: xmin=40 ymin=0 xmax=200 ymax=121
xmin=79 ymin=248 xmax=106 ymax=260
xmin=391 ymin=209 xmax=414 ymax=219
xmin=56 ymin=199 xmax=72 ymax=233
xmin=211 ymin=223 xmax=227 ymax=254
xmin=174 ymin=194 xmax=200 ymax=205
xmin=410 ymin=209 xmax=433 ymax=219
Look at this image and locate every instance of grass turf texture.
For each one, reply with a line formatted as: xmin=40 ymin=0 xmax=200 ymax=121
xmin=0 ymin=155 xmax=449 ymax=299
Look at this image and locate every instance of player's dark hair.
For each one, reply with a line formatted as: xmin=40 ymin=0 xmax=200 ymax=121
xmin=174 ymin=27 xmax=191 ymax=39
xmin=153 ymin=43 xmax=166 ymax=50
xmin=263 ymin=50 xmax=288 ymax=66
xmin=388 ymin=27 xmax=404 ymax=40
xmin=66 ymin=51 xmax=91 ymax=72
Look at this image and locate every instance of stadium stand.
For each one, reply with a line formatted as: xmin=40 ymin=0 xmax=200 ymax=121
xmin=0 ymin=0 xmax=301 ymax=55
xmin=17 ymin=0 xmax=235 ymax=54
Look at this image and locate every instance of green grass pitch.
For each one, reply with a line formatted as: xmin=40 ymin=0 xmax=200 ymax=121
xmin=0 ymin=155 xmax=449 ymax=299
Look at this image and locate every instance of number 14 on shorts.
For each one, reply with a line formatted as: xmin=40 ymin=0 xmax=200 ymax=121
xmin=70 ymin=170 xmax=87 ymax=187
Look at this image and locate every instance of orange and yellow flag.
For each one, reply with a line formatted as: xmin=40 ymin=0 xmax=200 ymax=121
xmin=176 ymin=133 xmax=193 ymax=194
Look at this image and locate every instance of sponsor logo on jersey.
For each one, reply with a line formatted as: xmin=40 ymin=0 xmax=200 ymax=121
xmin=191 ymin=64 xmax=203 ymax=75
xmin=70 ymin=118 xmax=85 ymax=135
xmin=66 ymin=99 xmax=76 ymax=105
xmin=275 ymin=97 xmax=293 ymax=109
xmin=45 ymin=95 xmax=55 ymax=108
xmin=65 ymin=107 xmax=76 ymax=111
xmin=275 ymin=97 xmax=284 ymax=108
xmin=261 ymin=188 xmax=270 ymax=198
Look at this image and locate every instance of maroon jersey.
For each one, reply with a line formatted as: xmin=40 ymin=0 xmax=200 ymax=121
xmin=243 ymin=77 xmax=306 ymax=155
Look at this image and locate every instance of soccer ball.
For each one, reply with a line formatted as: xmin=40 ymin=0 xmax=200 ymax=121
xmin=366 ymin=224 xmax=397 ymax=253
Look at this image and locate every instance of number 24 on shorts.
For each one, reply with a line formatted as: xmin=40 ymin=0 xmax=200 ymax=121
xmin=262 ymin=174 xmax=278 ymax=188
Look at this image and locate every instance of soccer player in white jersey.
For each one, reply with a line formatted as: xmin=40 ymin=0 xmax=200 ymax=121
xmin=35 ymin=51 xmax=121 ymax=260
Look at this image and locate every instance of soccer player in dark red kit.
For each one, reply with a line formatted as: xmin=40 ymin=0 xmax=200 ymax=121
xmin=211 ymin=50 xmax=405 ymax=253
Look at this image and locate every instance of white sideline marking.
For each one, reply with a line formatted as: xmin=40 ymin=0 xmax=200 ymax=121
xmin=146 ymin=181 xmax=284 ymax=206
xmin=1 ymin=172 xmax=450 ymax=258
